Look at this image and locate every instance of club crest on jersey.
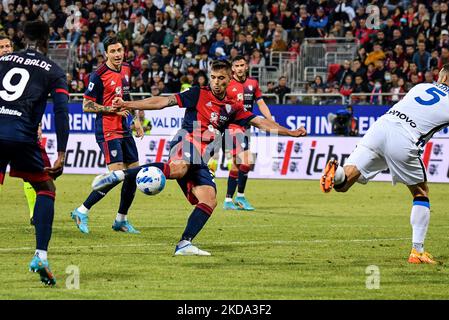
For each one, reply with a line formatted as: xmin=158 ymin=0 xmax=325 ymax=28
xmin=210 ymin=112 xmax=218 ymax=123
xmin=115 ymin=87 xmax=122 ymax=95
xmin=248 ymin=85 xmax=253 ymax=91
xmin=111 ymin=150 xmax=117 ymax=157
xmin=124 ymin=75 xmax=129 ymax=83
xmin=88 ymin=82 xmax=94 ymax=91
xmin=225 ymin=104 xmax=232 ymax=113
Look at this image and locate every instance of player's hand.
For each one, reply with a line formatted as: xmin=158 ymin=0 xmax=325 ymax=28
xmin=289 ymin=127 xmax=307 ymax=137
xmin=116 ymin=109 xmax=131 ymax=117
xmin=112 ymin=97 xmax=125 ymax=108
xmin=134 ymin=123 xmax=144 ymax=139
xmin=44 ymin=152 xmax=65 ymax=180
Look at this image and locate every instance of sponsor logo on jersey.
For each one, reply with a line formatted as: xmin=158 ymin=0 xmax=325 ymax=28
xmin=0 ymin=106 xmax=22 ymax=117
xmin=386 ymin=109 xmax=417 ymax=128
xmin=232 ymin=88 xmax=237 ymax=92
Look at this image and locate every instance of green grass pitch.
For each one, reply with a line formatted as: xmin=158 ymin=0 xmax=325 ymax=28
xmin=1 ymin=175 xmax=449 ymax=299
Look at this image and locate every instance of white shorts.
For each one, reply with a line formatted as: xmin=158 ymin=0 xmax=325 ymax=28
xmin=345 ymin=118 xmax=427 ymax=185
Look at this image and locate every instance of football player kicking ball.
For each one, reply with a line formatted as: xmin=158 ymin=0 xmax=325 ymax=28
xmin=92 ymin=60 xmax=306 ymax=256
xmin=321 ymin=64 xmax=449 ymax=265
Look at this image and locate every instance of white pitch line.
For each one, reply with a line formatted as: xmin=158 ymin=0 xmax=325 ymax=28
xmin=0 ymin=237 xmax=414 ymax=253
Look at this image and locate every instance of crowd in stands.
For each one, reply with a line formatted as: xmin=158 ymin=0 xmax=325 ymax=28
xmin=0 ymin=0 xmax=447 ymax=104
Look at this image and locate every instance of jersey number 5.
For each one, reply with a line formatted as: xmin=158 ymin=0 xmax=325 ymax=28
xmin=414 ymin=87 xmax=447 ymax=106
xmin=0 ymin=67 xmax=30 ymax=102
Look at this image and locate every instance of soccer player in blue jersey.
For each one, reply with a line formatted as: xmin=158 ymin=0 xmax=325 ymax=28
xmin=92 ymin=60 xmax=307 ymax=256
xmin=0 ymin=21 xmax=69 ymax=285
xmin=70 ymin=37 xmax=144 ymax=234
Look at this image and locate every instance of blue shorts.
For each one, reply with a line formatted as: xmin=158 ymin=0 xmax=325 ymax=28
xmin=169 ymin=140 xmax=216 ymax=205
xmin=98 ymin=136 xmax=139 ymax=165
xmin=0 ymin=139 xmax=51 ymax=185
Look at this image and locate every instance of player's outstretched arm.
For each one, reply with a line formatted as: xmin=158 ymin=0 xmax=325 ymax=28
xmin=256 ymin=99 xmax=274 ymax=122
xmin=249 ymin=116 xmax=307 ymax=137
xmin=83 ymin=98 xmax=120 ymax=113
xmin=113 ymin=95 xmax=178 ymax=110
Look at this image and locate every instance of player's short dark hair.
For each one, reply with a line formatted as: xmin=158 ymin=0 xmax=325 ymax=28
xmin=210 ymin=59 xmax=231 ymax=72
xmin=23 ymin=21 xmax=49 ymax=42
xmin=231 ymin=55 xmax=247 ymax=64
xmin=0 ymin=35 xmax=11 ymax=43
xmin=103 ymin=36 xmax=122 ymax=52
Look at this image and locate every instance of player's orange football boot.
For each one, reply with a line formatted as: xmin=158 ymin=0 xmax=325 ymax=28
xmin=320 ymin=160 xmax=338 ymax=193
xmin=408 ymin=248 xmax=437 ymax=264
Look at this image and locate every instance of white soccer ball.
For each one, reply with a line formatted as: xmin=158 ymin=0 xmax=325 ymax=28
xmin=135 ymin=167 xmax=166 ymax=195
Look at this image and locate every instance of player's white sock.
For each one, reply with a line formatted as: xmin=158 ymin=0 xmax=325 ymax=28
xmin=77 ymin=204 xmax=89 ymax=214
xmin=35 ymin=249 xmax=47 ymax=261
xmin=410 ymin=199 xmax=430 ymax=253
xmin=115 ymin=170 xmax=125 ymax=181
xmin=225 ymin=197 xmax=233 ymax=202
xmin=334 ymin=166 xmax=346 ymax=185
xmin=237 ymin=192 xmax=245 ymax=198
xmin=116 ymin=213 xmax=127 ymax=222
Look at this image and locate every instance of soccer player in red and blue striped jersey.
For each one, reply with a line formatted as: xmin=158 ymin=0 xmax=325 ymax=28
xmin=223 ymin=55 xmax=275 ymax=211
xmin=92 ymin=60 xmax=307 ymax=256
xmin=71 ymin=37 xmax=144 ymax=234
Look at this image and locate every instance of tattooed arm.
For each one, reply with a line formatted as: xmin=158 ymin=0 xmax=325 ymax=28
xmin=83 ymin=98 xmax=119 ymax=113
xmin=112 ymin=95 xmax=178 ymax=110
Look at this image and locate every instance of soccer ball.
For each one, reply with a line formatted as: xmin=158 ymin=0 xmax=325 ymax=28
xmin=135 ymin=167 xmax=166 ymax=195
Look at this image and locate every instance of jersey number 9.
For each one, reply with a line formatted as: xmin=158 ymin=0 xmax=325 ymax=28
xmin=0 ymin=67 xmax=30 ymax=102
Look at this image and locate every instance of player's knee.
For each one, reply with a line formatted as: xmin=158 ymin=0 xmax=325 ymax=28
xmin=198 ymin=193 xmax=217 ymax=210
xmin=169 ymin=161 xmax=188 ymax=179
xmin=32 ymin=180 xmax=56 ymax=194
xmin=238 ymin=163 xmax=250 ymax=173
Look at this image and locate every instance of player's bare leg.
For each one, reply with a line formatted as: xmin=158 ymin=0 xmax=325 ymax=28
xmin=175 ymin=185 xmax=216 ymax=256
xmin=29 ymin=180 xmax=57 ymax=286
xmin=407 ymin=182 xmax=436 ymax=264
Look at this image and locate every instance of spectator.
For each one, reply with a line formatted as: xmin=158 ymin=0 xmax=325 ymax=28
xmin=336 ymin=60 xmax=354 ymax=86
xmin=273 ymin=76 xmax=291 ymax=103
xmin=209 ymin=32 xmax=225 ymax=57
xmin=364 ymin=43 xmax=386 ymax=66
xmin=249 ymin=48 xmax=265 ymax=67
xmin=204 ymin=10 xmax=217 ymax=33
xmin=412 ymin=41 xmax=431 ymax=72
xmin=270 ymin=31 xmax=288 ymax=52
xmin=308 ymin=6 xmax=328 ymax=38
xmin=311 ymin=75 xmax=327 ymax=91
xmin=339 ymin=74 xmax=354 ymax=104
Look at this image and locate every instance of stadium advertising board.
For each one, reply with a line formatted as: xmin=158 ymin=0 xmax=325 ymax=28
xmin=42 ymin=134 xmax=449 ymax=183
xmin=42 ymin=103 xmax=449 ymax=138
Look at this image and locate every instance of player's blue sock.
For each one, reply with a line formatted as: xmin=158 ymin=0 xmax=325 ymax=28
xmin=125 ymin=163 xmax=171 ymax=181
xmin=181 ymin=203 xmax=213 ymax=241
xmin=226 ymin=169 xmax=238 ymax=198
xmin=118 ymin=173 xmax=137 ymax=215
xmin=34 ymin=192 xmax=55 ymax=251
xmin=237 ymin=164 xmax=250 ymax=194
xmin=83 ymin=182 xmax=118 ymax=209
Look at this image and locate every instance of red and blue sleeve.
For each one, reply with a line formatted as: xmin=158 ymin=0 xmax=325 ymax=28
xmin=83 ymin=72 xmax=103 ymax=103
xmin=50 ymin=75 xmax=69 ymax=152
xmin=233 ymin=103 xmax=257 ymax=127
xmin=174 ymin=86 xmax=200 ymax=109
